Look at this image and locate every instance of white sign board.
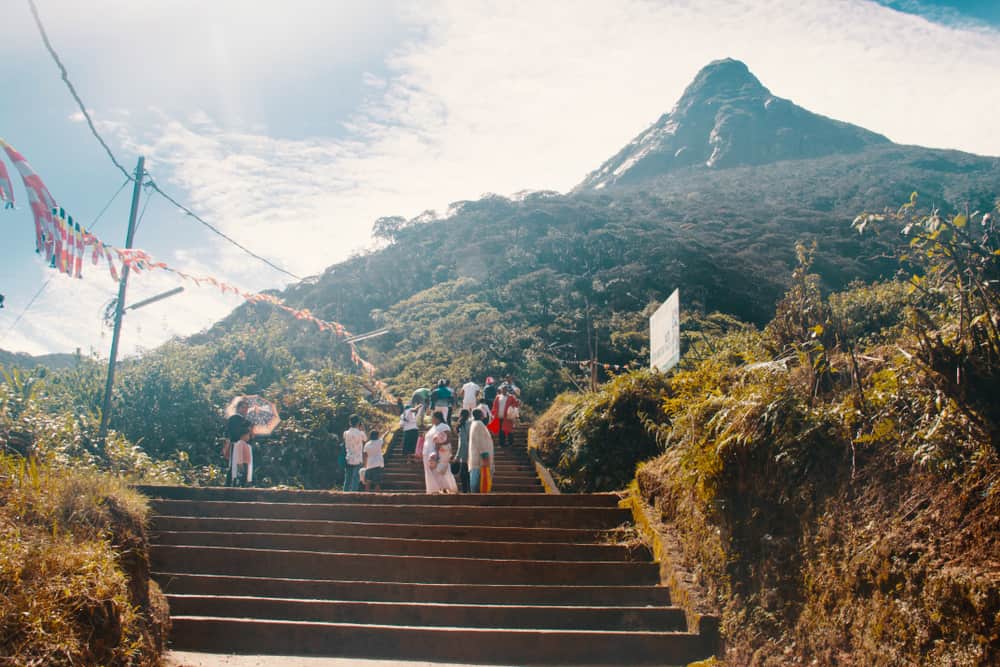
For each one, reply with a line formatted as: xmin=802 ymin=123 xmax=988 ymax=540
xmin=650 ymin=288 xmax=680 ymax=372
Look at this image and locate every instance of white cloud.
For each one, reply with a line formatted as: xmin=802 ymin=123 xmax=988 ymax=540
xmin=5 ymin=0 xmax=1000 ymax=357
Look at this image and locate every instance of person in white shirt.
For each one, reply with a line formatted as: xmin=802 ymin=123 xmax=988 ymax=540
xmin=342 ymin=414 xmax=366 ymax=492
xmin=400 ymin=403 xmax=421 ymax=462
xmin=226 ymin=415 xmax=254 ymax=487
xmin=363 ymin=430 xmax=385 ymax=492
xmin=460 ymin=378 xmax=480 ymax=412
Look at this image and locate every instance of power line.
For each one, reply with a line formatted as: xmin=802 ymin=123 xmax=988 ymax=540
xmin=147 ymin=180 xmax=303 ymax=282
xmin=2 ymin=280 xmax=50 ymax=342
xmin=27 ymin=0 xmax=133 ymax=182
xmin=28 ymin=0 xmax=303 ymax=283
xmin=90 ymin=177 xmax=131 ymax=229
xmin=133 ymin=182 xmax=154 ymax=235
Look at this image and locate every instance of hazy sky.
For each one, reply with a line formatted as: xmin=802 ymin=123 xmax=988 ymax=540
xmin=1 ymin=0 xmax=998 ymax=357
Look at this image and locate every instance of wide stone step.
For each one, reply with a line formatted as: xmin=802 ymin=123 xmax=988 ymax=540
xmin=380 ymin=488 xmax=546 ymax=494
xmin=166 ymin=595 xmax=685 ymax=631
xmin=155 ymin=573 xmax=674 ymax=606
xmin=153 ymin=531 xmax=649 ymax=561
xmin=150 ymin=500 xmax=630 ymax=529
xmin=382 ymin=473 xmax=540 ymax=482
xmin=381 ymin=481 xmax=543 ymax=493
xmin=381 ymin=487 xmax=546 ymax=495
xmin=168 ymin=616 xmax=711 ymax=665
xmin=139 ymin=486 xmax=607 ymax=506
xmin=383 ymin=466 xmax=538 ymax=474
xmin=380 ymin=480 xmax=543 ymax=489
xmin=384 ymin=460 xmax=534 ymax=468
xmin=151 ymin=516 xmax=613 ymax=543
xmin=150 ymin=545 xmax=660 ymax=585
xmin=380 ymin=475 xmax=541 ymax=483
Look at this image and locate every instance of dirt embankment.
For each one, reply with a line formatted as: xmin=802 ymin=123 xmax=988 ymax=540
xmin=0 ymin=460 xmax=170 ymax=666
xmin=635 ymin=434 xmax=1000 ymax=666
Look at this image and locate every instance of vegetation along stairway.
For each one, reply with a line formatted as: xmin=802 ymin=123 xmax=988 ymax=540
xmin=140 ymin=483 xmax=718 ymax=665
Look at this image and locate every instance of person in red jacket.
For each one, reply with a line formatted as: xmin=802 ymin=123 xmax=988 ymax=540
xmin=491 ymin=384 xmax=520 ymax=448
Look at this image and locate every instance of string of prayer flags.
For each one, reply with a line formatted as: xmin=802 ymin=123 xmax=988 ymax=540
xmin=99 ymin=246 xmax=384 ymax=382
xmin=0 ymin=155 xmax=13 ymax=209
xmin=48 ymin=207 xmax=89 ymax=278
xmin=1 ymin=138 xmax=391 ymax=394
xmin=1 ymin=139 xmax=58 ymax=258
xmin=568 ymin=359 xmax=640 ymax=372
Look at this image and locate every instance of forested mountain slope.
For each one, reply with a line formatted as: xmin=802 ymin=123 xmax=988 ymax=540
xmin=140 ymin=60 xmax=1000 ymax=404
xmin=0 ymin=348 xmax=78 ymax=371
xmin=197 ymin=139 xmax=998 ymax=403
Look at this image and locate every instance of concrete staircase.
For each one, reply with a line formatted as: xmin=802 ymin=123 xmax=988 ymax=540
xmin=140 ymin=487 xmax=716 ymax=664
xmin=383 ymin=423 xmax=545 ymax=493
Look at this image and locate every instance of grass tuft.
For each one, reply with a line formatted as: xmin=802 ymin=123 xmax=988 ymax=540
xmin=0 ymin=455 xmax=168 ymax=666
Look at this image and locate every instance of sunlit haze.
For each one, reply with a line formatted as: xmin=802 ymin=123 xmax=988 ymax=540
xmin=2 ymin=0 xmax=998 ymax=356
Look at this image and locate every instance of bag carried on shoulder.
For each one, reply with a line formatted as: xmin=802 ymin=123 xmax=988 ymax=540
xmin=415 ymin=434 xmax=425 ymax=457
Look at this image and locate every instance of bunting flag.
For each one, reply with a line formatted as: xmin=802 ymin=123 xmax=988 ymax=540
xmin=1 ymin=138 xmax=394 ymax=400
xmin=1 ymin=139 xmax=57 ymax=258
xmin=51 ymin=207 xmax=64 ymax=271
xmin=561 ymin=358 xmax=640 ymax=372
xmin=74 ymin=220 xmax=84 ymax=278
xmin=48 ymin=207 xmax=81 ymax=277
xmin=107 ymin=247 xmax=387 ymax=391
xmin=0 ymin=156 xmax=13 ymax=209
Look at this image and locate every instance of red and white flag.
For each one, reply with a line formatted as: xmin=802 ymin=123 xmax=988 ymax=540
xmin=1 ymin=139 xmax=57 ymax=259
xmin=0 ymin=157 xmax=14 ymax=209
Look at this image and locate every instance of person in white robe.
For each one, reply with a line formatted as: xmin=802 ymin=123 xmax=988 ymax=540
xmin=423 ymin=411 xmax=457 ymax=493
xmin=468 ymin=409 xmax=494 ymax=493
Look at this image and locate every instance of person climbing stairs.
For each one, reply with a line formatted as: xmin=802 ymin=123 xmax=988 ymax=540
xmin=382 ymin=423 xmax=543 ymax=493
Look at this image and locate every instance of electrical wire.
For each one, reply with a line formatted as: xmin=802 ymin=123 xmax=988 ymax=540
xmin=2 ymin=280 xmax=50 ymax=342
xmin=133 ymin=182 xmax=154 ymax=235
xmin=147 ymin=179 xmax=303 ymax=281
xmin=28 ymin=0 xmax=303 ymax=283
xmin=89 ymin=177 xmax=130 ymax=229
xmin=27 ymin=0 xmax=133 ymax=182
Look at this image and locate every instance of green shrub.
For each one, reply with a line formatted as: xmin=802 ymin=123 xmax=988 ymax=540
xmin=632 ymin=204 xmax=1000 ymax=664
xmin=545 ymin=370 xmax=672 ymax=492
xmin=255 ymin=367 xmax=387 ymax=488
xmin=531 ymin=392 xmax=584 ymax=467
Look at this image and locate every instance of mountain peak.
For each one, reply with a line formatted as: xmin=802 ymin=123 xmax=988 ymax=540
xmin=685 ymin=58 xmax=766 ymax=96
xmin=578 ymin=58 xmax=890 ymax=190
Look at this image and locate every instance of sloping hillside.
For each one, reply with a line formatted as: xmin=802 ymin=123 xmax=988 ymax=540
xmin=0 ymin=348 xmax=79 ymax=371
xmin=194 ymin=138 xmax=998 ymax=404
xmin=90 ymin=60 xmax=1000 ymax=463
xmin=183 ymin=60 xmax=998 ymax=404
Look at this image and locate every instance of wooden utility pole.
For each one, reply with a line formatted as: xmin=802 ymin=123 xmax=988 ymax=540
xmin=97 ymin=156 xmax=144 ymax=443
